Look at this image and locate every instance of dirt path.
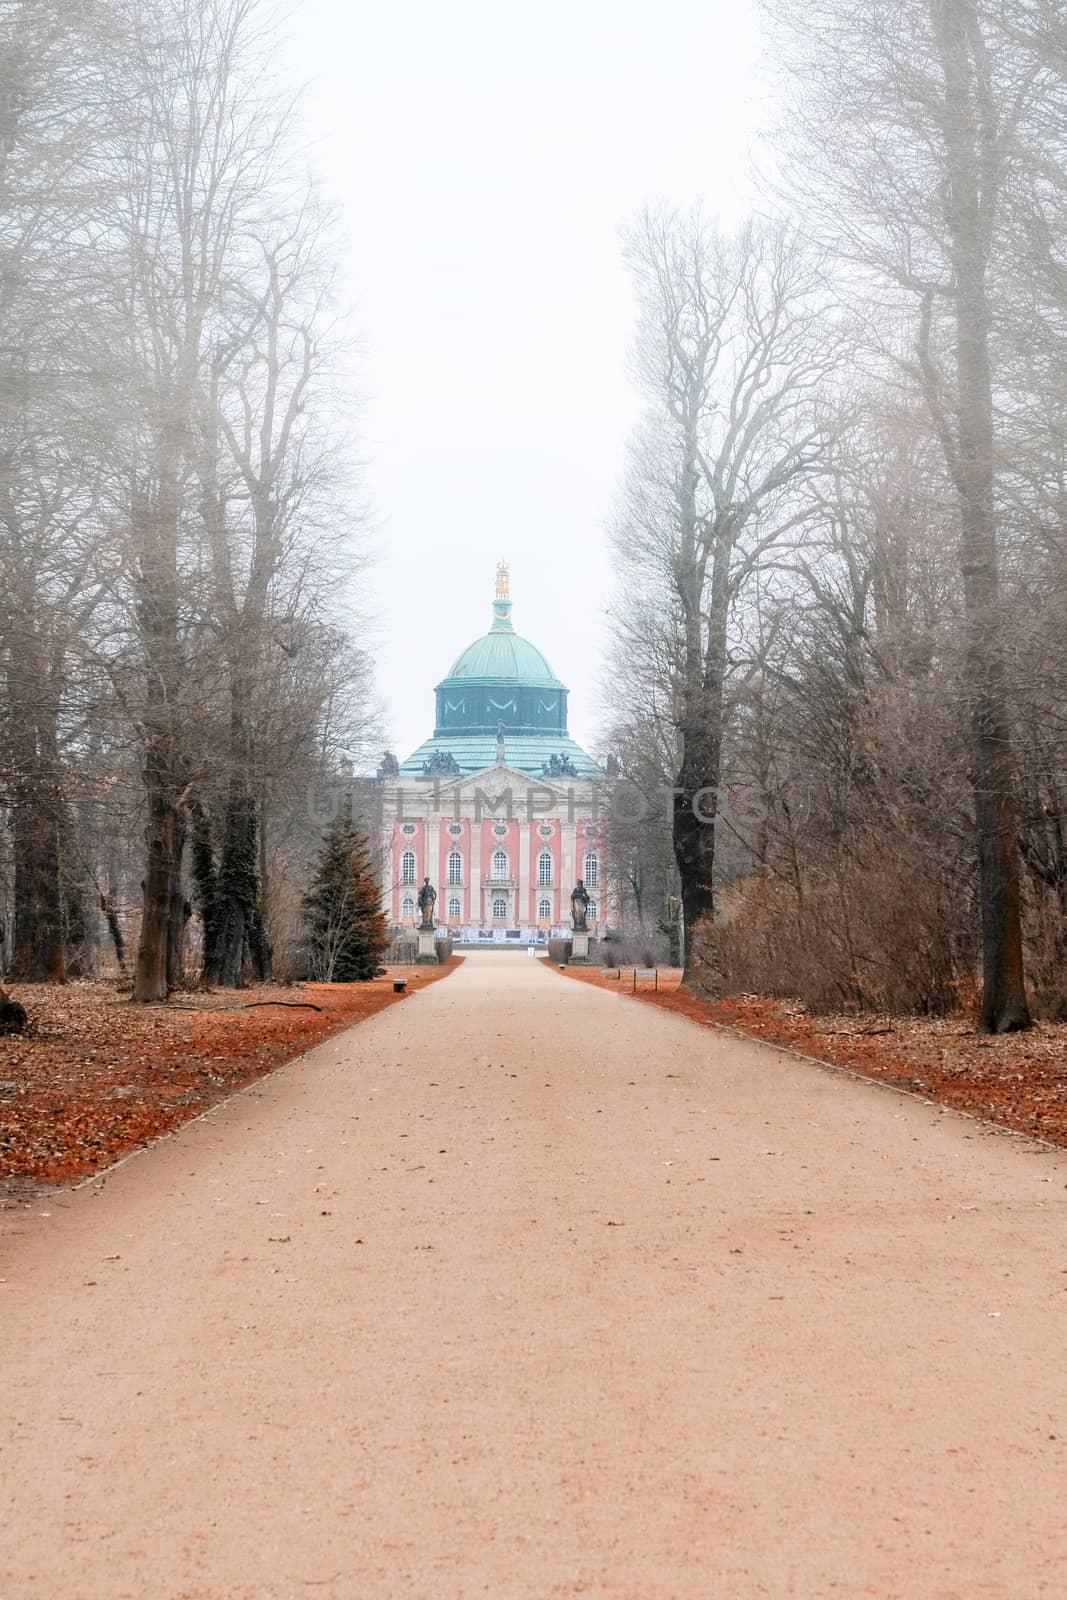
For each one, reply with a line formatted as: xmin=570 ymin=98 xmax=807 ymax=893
xmin=2 ymin=952 xmax=1065 ymax=1599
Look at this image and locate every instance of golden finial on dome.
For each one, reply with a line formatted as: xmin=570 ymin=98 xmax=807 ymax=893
xmin=495 ymin=560 xmax=510 ymax=601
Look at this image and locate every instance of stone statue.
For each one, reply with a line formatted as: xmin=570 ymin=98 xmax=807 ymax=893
xmin=417 ymin=877 xmax=437 ymax=929
xmin=422 ymin=749 xmax=461 ymax=777
xmin=570 ymin=878 xmax=589 ymax=933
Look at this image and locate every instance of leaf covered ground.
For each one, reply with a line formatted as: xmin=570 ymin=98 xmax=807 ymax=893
xmin=0 ymin=961 xmax=459 ymax=1188
xmin=561 ymin=965 xmax=1067 ymax=1147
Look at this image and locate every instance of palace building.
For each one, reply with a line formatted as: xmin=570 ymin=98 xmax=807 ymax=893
xmin=380 ymin=564 xmax=609 ymax=943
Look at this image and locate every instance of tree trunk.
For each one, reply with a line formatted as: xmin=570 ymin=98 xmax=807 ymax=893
xmin=674 ymin=521 xmax=731 ymax=992
xmin=100 ymin=888 xmax=127 ymax=977
xmin=210 ymin=683 xmax=269 ymax=987
xmin=673 ymin=725 xmax=720 ymax=986
xmin=11 ymin=786 xmax=65 ymax=982
xmin=7 ymin=647 xmax=65 ymax=983
xmin=133 ymin=757 xmax=179 ymax=1002
xmin=190 ymin=797 xmax=221 ymax=981
xmin=132 ymin=433 xmax=184 ymax=1001
xmin=166 ymin=811 xmax=189 ymax=990
xmin=931 ymin=0 xmax=1030 ymax=1031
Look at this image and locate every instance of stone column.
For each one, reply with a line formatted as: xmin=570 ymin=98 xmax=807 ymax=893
xmin=380 ymin=784 xmax=396 ymax=920
xmin=470 ymin=813 xmax=482 ymax=927
xmin=561 ymin=821 xmax=575 ymax=926
xmin=518 ymin=820 xmax=531 ymax=928
xmin=425 ymin=802 xmax=440 ymax=897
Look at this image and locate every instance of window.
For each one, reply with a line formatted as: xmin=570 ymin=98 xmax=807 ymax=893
xmin=537 ymin=850 xmax=552 ymax=887
xmin=492 ymin=896 xmax=507 ymax=919
xmin=448 ymin=896 xmax=461 ymax=921
xmin=401 ymin=897 xmax=415 ymax=920
xmin=587 ymin=899 xmax=598 ymax=922
xmin=400 ymin=850 xmax=416 ymax=885
xmin=583 ymin=851 xmax=599 ymax=888
xmin=447 ymin=850 xmax=462 ymax=885
xmin=492 ymin=849 xmax=509 ymax=881
xmin=538 ymin=898 xmax=552 ymax=921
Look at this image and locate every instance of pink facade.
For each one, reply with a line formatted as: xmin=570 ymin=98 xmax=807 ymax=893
xmin=527 ymin=820 xmax=559 ymax=924
xmin=439 ymin=818 xmax=470 ymax=925
xmin=391 ymin=819 xmax=424 ymax=924
xmin=577 ymin=822 xmax=604 ymax=922
xmin=481 ymin=817 xmax=520 ymax=924
xmin=383 ymin=775 xmax=611 ymax=936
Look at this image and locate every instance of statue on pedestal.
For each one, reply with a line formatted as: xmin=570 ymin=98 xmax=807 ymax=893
xmin=570 ymin=878 xmax=589 ymax=933
xmin=417 ymin=877 xmax=437 ymax=930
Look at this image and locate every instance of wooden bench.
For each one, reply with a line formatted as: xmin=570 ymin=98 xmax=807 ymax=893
xmin=600 ymin=968 xmax=620 ymax=979
xmin=633 ymin=967 xmax=658 ymax=991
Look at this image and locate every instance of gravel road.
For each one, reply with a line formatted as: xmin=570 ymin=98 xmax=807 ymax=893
xmin=2 ymin=951 xmax=1065 ymax=1598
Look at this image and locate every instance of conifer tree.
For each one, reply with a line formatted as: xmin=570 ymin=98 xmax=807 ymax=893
xmin=302 ymin=809 xmax=388 ymax=981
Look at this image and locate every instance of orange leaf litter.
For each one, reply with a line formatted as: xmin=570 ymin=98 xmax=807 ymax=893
xmin=0 ymin=960 xmax=461 ymax=1188
xmin=557 ymin=963 xmax=1067 ymax=1149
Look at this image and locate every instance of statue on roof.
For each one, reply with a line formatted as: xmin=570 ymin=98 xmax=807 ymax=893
xmin=543 ymin=752 xmax=578 ymax=779
xmin=422 ymin=749 xmax=461 ymax=777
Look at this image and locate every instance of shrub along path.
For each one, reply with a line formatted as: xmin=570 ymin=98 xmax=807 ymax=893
xmin=1 ymin=950 xmax=1065 ymax=1597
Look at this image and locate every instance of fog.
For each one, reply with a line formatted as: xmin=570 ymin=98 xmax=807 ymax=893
xmin=2 ymin=0 xmax=1063 ymax=1028
xmin=285 ymin=0 xmax=762 ymax=758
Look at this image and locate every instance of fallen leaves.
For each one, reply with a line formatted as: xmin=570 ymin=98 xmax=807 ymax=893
xmin=0 ymin=959 xmax=461 ymax=1186
xmin=558 ymin=964 xmax=1067 ymax=1149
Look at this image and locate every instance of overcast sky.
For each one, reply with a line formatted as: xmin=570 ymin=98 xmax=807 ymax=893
xmin=287 ymin=0 xmax=765 ymax=762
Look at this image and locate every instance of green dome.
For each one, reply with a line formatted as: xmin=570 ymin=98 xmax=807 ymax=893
xmin=396 ymin=563 xmax=602 ymax=775
xmin=446 ymin=629 xmax=560 ymax=685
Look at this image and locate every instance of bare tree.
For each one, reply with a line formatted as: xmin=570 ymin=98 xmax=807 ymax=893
xmin=618 ymin=211 xmax=845 ymax=987
xmin=762 ymin=0 xmax=1036 ymax=1028
xmin=0 ymin=0 xmax=112 ymax=980
xmin=192 ymin=199 xmax=360 ymax=987
xmin=1 ymin=0 xmax=377 ymax=1001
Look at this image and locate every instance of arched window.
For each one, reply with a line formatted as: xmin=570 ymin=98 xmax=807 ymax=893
xmin=492 ymin=895 xmax=508 ymax=919
xmin=401 ymin=896 xmax=415 ymax=920
xmin=537 ymin=850 xmax=552 ymax=887
xmin=538 ymin=898 xmax=552 ymax=921
xmin=448 ymin=896 xmax=461 ymax=921
xmin=492 ymin=849 xmax=509 ymax=881
xmin=583 ymin=851 xmax=599 ymax=888
xmin=587 ymin=898 xmax=598 ymax=922
xmin=447 ymin=851 xmax=462 ymax=885
xmin=400 ymin=850 xmax=416 ymax=885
